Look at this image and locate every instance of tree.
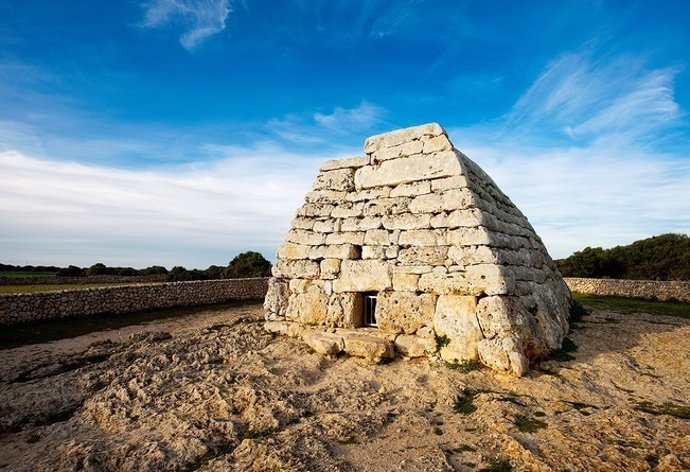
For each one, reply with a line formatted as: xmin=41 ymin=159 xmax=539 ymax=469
xmin=224 ymin=251 xmax=272 ymax=278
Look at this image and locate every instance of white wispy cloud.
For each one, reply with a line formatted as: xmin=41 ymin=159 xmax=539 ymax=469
xmin=506 ymin=50 xmax=683 ymax=143
xmin=0 ymin=144 xmax=329 ymax=267
xmin=140 ymin=0 xmax=231 ymax=50
xmin=267 ymin=101 xmax=385 ymax=144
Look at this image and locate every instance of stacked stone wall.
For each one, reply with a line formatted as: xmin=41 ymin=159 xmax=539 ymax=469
xmin=0 ymin=275 xmax=168 ymax=285
xmin=265 ymin=123 xmax=571 ymax=375
xmin=0 ymin=278 xmax=269 ymax=326
xmin=565 ymin=278 xmax=690 ymax=303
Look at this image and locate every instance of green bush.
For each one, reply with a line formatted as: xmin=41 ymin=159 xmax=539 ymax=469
xmin=224 ymin=251 xmax=272 ymax=278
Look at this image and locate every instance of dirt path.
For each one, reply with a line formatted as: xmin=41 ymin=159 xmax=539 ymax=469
xmin=1 ymin=303 xmax=689 ymax=471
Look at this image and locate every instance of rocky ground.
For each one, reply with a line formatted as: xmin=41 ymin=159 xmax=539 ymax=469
xmin=0 ymin=302 xmax=689 ymax=472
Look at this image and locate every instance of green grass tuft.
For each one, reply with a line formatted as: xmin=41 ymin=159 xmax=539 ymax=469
xmin=514 ymin=415 xmax=547 ymax=433
xmin=635 ymin=401 xmax=690 ymax=419
xmin=572 ymin=292 xmax=690 ymax=319
xmin=446 ymin=359 xmax=483 ymax=373
xmin=435 ymin=334 xmax=450 ymax=350
xmin=479 ymin=458 xmax=512 ymax=472
xmin=453 ymin=388 xmax=477 ymax=415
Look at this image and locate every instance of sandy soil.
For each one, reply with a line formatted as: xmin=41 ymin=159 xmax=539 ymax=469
xmin=0 ymin=302 xmax=689 ymax=472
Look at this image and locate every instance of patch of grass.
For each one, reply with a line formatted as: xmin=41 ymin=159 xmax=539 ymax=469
xmin=635 ymin=401 xmax=690 ymax=419
xmin=533 ymin=411 xmax=546 ymax=417
xmin=453 ymin=389 xmax=477 ymax=415
xmin=0 ymin=300 xmax=255 ymax=350
xmin=435 ymin=334 xmax=450 ymax=350
xmin=569 ymin=299 xmax=589 ymax=323
xmin=454 ymin=444 xmax=477 ymax=453
xmin=572 ymin=292 xmax=690 ymax=320
xmin=433 ymin=427 xmax=444 ymax=435
xmin=241 ymin=429 xmax=272 ymax=440
xmin=479 ymin=458 xmax=512 ymax=472
xmin=514 ymin=415 xmax=547 ymax=433
xmin=446 ymin=359 xmax=483 ymax=373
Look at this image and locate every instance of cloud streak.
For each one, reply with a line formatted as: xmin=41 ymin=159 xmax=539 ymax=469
xmin=141 ymin=0 xmax=231 ymax=50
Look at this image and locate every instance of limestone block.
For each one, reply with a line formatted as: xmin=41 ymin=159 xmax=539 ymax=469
xmin=327 ymin=293 xmax=361 ymax=327
xmin=392 ymin=273 xmax=420 ymax=291
xmin=446 ymin=227 xmax=493 ymax=246
xmin=313 ymin=168 xmax=355 ymax=192
xmin=398 ymin=246 xmax=448 ymax=265
xmin=297 ymin=203 xmax=335 ymax=217
xmin=286 ymin=286 xmax=329 ymax=325
xmin=320 ymin=259 xmax=341 ymax=279
xmin=382 ymin=213 xmax=431 ymax=230
xmin=346 ymin=187 xmax=391 ymax=202
xmin=341 ymin=216 xmax=382 ymax=231
xmin=364 ymin=123 xmax=444 ymax=154
xmin=333 ymin=260 xmax=391 ymax=293
xmin=434 ymin=295 xmax=482 ymax=362
xmin=422 ymin=134 xmax=452 ymax=154
xmin=477 ymin=337 xmax=529 ymax=376
xmin=475 ymin=296 xmax=514 ymax=340
xmin=306 ymin=190 xmax=348 ymax=204
xmin=431 ymin=174 xmax=468 ymax=191
xmin=398 ymin=229 xmax=446 ymax=246
xmin=390 ymin=180 xmax=431 ymax=197
xmin=364 ymin=229 xmax=390 ymax=245
xmin=325 ymin=231 xmax=365 ymax=245
xmin=376 ymin=291 xmax=437 ymax=334
xmin=391 ymin=264 xmax=433 ymax=275
xmin=447 ymin=245 xmax=497 ymax=266
xmin=313 ymin=219 xmax=340 ymax=233
xmin=355 ymin=151 xmax=462 ymax=189
xmin=362 ymin=246 xmax=386 ymax=259
xmin=264 ymin=321 xmax=304 ymax=338
xmin=263 ymin=278 xmax=289 ymax=317
xmin=309 ymin=244 xmax=361 ymax=260
xmin=331 ymin=203 xmax=364 ymax=218
xmin=289 ymin=278 xmax=312 ymax=294
xmin=341 ymin=333 xmax=394 ymax=363
xmin=285 ymin=229 xmax=325 ymax=246
xmin=363 ymin=197 xmax=411 ymax=217
xmin=371 ymin=139 xmax=424 ymax=162
xmin=291 ymin=216 xmax=315 ymax=230
xmin=385 ymin=245 xmax=399 ymax=259
xmin=320 ymin=155 xmax=369 ymax=171
xmin=276 ymin=242 xmax=311 ymax=260
xmin=465 ymin=264 xmax=514 ymax=295
xmin=303 ymin=332 xmax=344 ymax=356
xmin=430 ymin=208 xmax=483 ymax=229
xmin=272 ymin=260 xmax=320 ymax=279
xmin=394 ymin=334 xmax=436 ymax=357
xmin=408 ymin=188 xmax=474 ymax=214
xmin=389 ymin=229 xmax=402 ymax=243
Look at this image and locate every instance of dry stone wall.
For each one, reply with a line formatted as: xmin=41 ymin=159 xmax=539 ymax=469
xmin=0 ymin=278 xmax=268 ymax=326
xmin=265 ymin=123 xmax=571 ymax=376
xmin=565 ymin=277 xmax=690 ymax=303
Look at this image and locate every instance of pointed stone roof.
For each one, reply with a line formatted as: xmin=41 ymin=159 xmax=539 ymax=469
xmin=264 ymin=123 xmax=571 ymax=376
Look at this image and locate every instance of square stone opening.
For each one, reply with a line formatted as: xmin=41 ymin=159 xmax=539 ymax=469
xmin=362 ymin=292 xmax=378 ymax=327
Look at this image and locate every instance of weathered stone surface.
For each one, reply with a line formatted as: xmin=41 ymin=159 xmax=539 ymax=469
xmin=431 ymin=174 xmax=468 ymax=191
xmin=306 ymin=190 xmax=348 ymax=204
xmin=333 ymin=260 xmax=391 ymax=293
xmin=376 ymin=291 xmax=436 ymax=334
xmin=264 ymin=278 xmax=289 ymax=316
xmin=313 ymin=168 xmax=356 ymax=192
xmin=303 ymin=332 xmax=344 ymax=356
xmin=285 ymin=229 xmax=325 ymax=246
xmin=341 ymin=332 xmax=394 ymax=363
xmin=291 ymin=216 xmax=315 ymax=229
xmin=341 ymin=216 xmax=382 ymax=231
xmin=390 ymin=180 xmax=431 ymax=198
xmin=430 ymin=208 xmax=483 ymax=229
xmin=422 ymin=134 xmax=452 ymax=154
xmin=394 ymin=334 xmax=436 ymax=357
xmin=371 ymin=140 xmax=424 ymax=162
xmin=286 ymin=285 xmax=329 ymax=325
xmin=362 ymin=246 xmax=386 ymax=259
xmin=320 ymin=155 xmax=369 ymax=171
xmin=355 ymin=151 xmax=462 ymax=189
xmin=364 ymin=229 xmax=390 ymax=245
xmin=364 ymin=123 xmax=444 ymax=154
xmin=331 ymin=203 xmax=364 ymax=218
xmin=276 ymin=242 xmax=311 ymax=260
xmin=398 ymin=246 xmax=448 ymax=265
xmin=264 ymin=320 xmax=304 ymax=338
xmin=327 ymin=293 xmax=361 ymax=327
xmin=433 ymin=295 xmax=482 ymax=362
xmin=363 ymin=197 xmax=410 ymax=217
xmin=325 ymin=231 xmax=365 ymax=245
xmin=297 ymin=203 xmax=335 ymax=217
xmin=392 ymin=273 xmax=419 ymax=291
xmin=408 ymin=188 xmax=474 ymax=214
xmin=345 ymin=187 xmax=390 ymax=202
xmin=320 ymin=259 xmax=341 ymax=279
xmin=398 ymin=229 xmax=446 ymax=246
xmin=382 ymin=213 xmax=431 ymax=230
xmin=313 ymin=219 xmax=340 ymax=233
xmin=308 ymin=244 xmax=361 ymax=260
xmin=272 ymin=260 xmax=320 ymax=279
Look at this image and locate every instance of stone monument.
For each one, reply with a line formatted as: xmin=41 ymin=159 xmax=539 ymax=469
xmin=264 ymin=123 xmax=571 ymax=376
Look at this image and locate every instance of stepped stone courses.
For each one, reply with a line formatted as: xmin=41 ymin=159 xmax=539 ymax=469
xmin=265 ymin=123 xmax=571 ymax=375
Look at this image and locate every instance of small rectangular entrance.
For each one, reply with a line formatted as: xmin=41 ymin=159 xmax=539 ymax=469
xmin=363 ymin=293 xmax=377 ymax=327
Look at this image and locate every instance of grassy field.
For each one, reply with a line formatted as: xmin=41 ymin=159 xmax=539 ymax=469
xmin=573 ymin=292 xmax=690 ymax=319
xmin=0 ymin=271 xmax=59 ymax=278
xmin=0 ymin=283 xmax=147 ymax=294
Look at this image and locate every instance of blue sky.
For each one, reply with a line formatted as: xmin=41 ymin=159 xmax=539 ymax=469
xmin=1 ymin=0 xmax=689 ymax=268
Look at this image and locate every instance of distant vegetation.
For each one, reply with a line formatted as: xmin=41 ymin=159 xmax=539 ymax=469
xmin=556 ymin=233 xmax=690 ymax=281
xmin=0 ymin=251 xmax=273 ymax=282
